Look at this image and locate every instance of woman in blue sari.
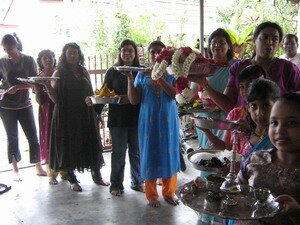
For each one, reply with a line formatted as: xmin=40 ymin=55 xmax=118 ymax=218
xmin=193 ymin=28 xmax=236 ymax=150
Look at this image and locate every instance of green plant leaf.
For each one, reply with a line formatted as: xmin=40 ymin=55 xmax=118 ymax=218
xmin=225 ymin=28 xmax=238 ymax=45
xmin=237 ymin=25 xmax=255 ymax=45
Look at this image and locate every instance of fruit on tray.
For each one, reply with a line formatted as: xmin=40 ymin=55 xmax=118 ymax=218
xmin=95 ymin=84 xmax=116 ymax=97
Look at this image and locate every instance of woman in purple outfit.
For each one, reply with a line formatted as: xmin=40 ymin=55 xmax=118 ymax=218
xmin=188 ymin=21 xmax=300 ymax=113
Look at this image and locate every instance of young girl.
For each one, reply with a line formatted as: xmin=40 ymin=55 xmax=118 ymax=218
xmin=35 ymin=49 xmax=58 ymax=184
xmin=125 ymin=40 xmax=180 ymax=207
xmin=236 ymin=93 xmax=300 ymax=225
xmin=203 ymin=66 xmax=278 ymax=157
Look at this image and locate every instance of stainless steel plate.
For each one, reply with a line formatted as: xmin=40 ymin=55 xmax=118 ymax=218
xmin=113 ymin=66 xmax=150 ymax=72
xmin=190 ymin=116 xmax=239 ymax=130
xmin=188 ymin=149 xmax=238 ymax=173
xmin=17 ymin=77 xmax=60 ymax=83
xmin=176 ymin=182 xmax=281 ymax=220
xmin=90 ymin=96 xmax=120 ymax=104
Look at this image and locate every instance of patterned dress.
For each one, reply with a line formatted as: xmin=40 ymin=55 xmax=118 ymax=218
xmin=38 ymin=88 xmax=54 ymax=163
xmin=236 ymin=149 xmax=300 ymax=225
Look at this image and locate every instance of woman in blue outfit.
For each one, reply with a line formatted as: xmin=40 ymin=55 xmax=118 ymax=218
xmin=124 ymin=40 xmax=180 ymax=207
xmin=193 ymin=28 xmax=236 ymax=149
xmin=94 ymin=39 xmax=143 ymax=196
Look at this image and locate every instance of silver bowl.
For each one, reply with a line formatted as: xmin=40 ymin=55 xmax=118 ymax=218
xmin=90 ymin=96 xmax=121 ymax=104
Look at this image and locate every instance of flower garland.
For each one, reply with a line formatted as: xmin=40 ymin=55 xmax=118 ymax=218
xmin=175 ymin=77 xmax=196 ymax=105
xmin=171 ymin=47 xmax=197 ymax=79
xmin=151 ymin=46 xmax=175 ymax=80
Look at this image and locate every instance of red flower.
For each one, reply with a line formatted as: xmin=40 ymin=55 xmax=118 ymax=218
xmin=155 ymin=46 xmax=175 ymax=64
xmin=175 ymin=77 xmax=189 ymax=94
xmin=180 ymin=47 xmax=193 ymax=55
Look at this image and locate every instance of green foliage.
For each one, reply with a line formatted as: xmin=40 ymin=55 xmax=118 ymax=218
xmin=217 ymin=0 xmax=299 ymax=59
xmin=226 ymin=26 xmax=254 ymax=46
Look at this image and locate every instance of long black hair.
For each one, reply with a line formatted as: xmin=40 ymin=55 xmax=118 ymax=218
xmin=57 ymin=42 xmax=85 ymax=70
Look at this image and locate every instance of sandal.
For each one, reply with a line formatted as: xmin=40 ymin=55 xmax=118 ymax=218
xmin=70 ymin=183 xmax=82 ymax=192
xmin=0 ymin=183 xmax=12 ymax=194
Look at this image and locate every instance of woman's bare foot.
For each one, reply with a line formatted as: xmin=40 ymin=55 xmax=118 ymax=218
xmin=148 ymin=199 xmax=161 ymax=207
xmin=12 ymin=156 xmax=21 ymax=181
xmin=13 ymin=172 xmax=22 ymax=182
xmin=110 ymin=189 xmax=123 ymax=196
xmin=164 ymin=197 xmax=179 ymax=206
xmin=49 ymin=177 xmax=58 ymax=185
xmin=70 ymin=183 xmax=82 ymax=192
xmin=35 ymin=162 xmax=47 ymax=176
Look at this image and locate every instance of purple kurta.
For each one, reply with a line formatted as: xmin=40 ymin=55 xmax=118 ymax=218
xmin=227 ymin=58 xmax=300 ymax=107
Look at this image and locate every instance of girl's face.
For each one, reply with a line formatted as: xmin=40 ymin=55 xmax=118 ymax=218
xmin=239 ymin=81 xmax=251 ymax=101
xmin=269 ymin=100 xmax=300 ymax=152
xmin=66 ymin=47 xmax=79 ymax=65
xmin=210 ymin=36 xmax=229 ymax=60
xmin=248 ymin=98 xmax=274 ymax=128
xmin=120 ymin=44 xmax=136 ymax=66
xmin=254 ymin=27 xmax=280 ymax=60
xmin=41 ymin=54 xmax=55 ymax=71
xmin=3 ymin=44 xmax=19 ymax=59
xmin=149 ymin=45 xmax=163 ymax=64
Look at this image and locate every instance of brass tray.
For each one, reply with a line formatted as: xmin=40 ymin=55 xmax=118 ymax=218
xmin=176 ymin=182 xmax=281 ymax=220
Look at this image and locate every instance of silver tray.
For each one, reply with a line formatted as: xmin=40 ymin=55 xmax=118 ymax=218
xmin=187 ymin=149 xmax=241 ymax=174
xmin=113 ymin=66 xmax=150 ymax=72
xmin=178 ymin=107 xmax=221 ymax=114
xmin=17 ymin=77 xmax=60 ymax=83
xmin=176 ymin=182 xmax=281 ymax=220
xmin=190 ymin=116 xmax=239 ymax=130
xmin=90 ymin=95 xmax=121 ymax=104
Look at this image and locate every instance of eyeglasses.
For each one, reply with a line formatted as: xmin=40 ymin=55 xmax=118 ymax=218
xmin=121 ymin=48 xmax=134 ymax=53
xmin=210 ymin=41 xmax=227 ymax=46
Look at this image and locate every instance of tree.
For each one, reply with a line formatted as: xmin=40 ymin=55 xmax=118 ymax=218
xmin=217 ymin=0 xmax=299 ymax=58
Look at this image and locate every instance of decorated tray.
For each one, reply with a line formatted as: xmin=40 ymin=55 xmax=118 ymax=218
xmin=176 ymin=181 xmax=281 ymax=220
xmin=113 ymin=66 xmax=150 ymax=72
xmin=188 ymin=62 xmax=223 ymax=76
xmin=187 ymin=149 xmax=241 ymax=174
xmin=90 ymin=95 xmax=121 ymax=104
xmin=190 ymin=116 xmax=239 ymax=130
